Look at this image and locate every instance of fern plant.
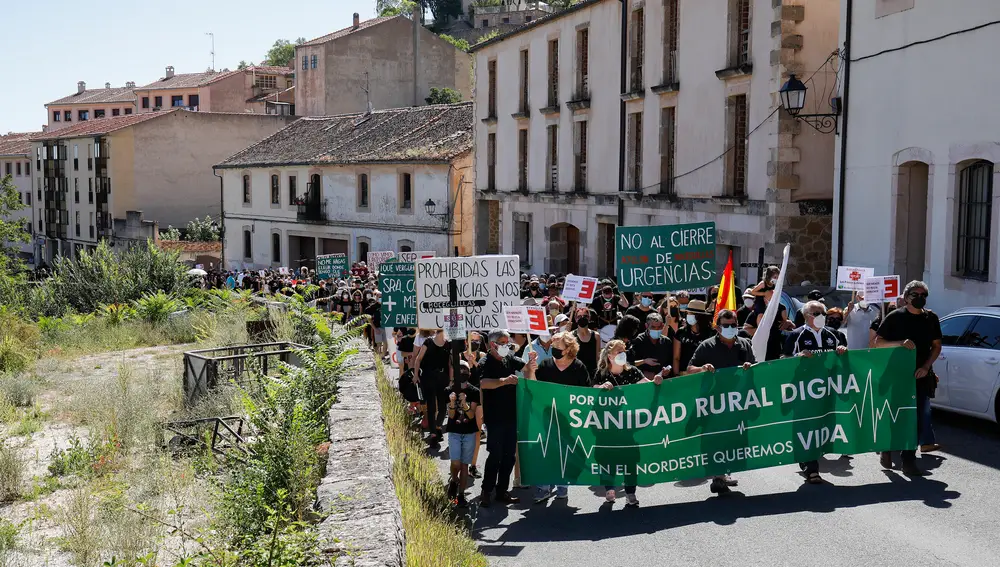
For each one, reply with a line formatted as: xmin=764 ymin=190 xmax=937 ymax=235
xmin=133 ymin=292 xmax=181 ymax=325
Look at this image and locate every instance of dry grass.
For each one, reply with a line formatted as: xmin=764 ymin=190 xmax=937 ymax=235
xmin=0 ymin=442 xmax=24 ymax=502
xmin=375 ymin=360 xmax=487 ymax=567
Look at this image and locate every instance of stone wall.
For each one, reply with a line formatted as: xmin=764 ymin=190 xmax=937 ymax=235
xmin=318 ymin=349 xmax=405 ymax=567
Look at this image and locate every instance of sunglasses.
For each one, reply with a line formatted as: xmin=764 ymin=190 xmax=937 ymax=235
xmin=719 ymin=322 xmax=738 ymax=329
xmin=808 ymin=312 xmax=826 ymax=317
xmin=828 ymin=318 xmax=843 ymax=324
xmin=909 ymin=292 xmax=928 ymax=298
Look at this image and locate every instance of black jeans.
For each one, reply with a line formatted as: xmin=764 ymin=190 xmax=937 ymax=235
xmin=481 ymin=421 xmax=517 ymax=496
xmin=884 ymin=391 xmax=930 ymax=466
xmin=422 ymin=382 xmax=448 ymax=434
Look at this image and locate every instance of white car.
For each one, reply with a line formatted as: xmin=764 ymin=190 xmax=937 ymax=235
xmin=931 ymin=307 xmax=1000 ymax=423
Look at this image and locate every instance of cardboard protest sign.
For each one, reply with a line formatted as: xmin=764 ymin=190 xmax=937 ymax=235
xmin=864 ymin=276 xmax=900 ymax=302
xmin=517 ymin=348 xmax=917 ymax=486
xmin=367 ymin=251 xmax=396 ymax=273
xmin=398 ymin=251 xmax=436 ymax=263
xmin=379 ymin=262 xmax=416 ymax=327
xmin=415 ymin=255 xmax=520 ymax=330
xmin=504 ymin=306 xmax=550 ymax=335
xmin=837 ymin=266 xmax=875 ymax=292
xmin=316 ymin=253 xmax=348 ymax=280
xmin=562 ymin=275 xmax=599 ymax=303
xmin=615 ymin=222 xmax=717 ymax=292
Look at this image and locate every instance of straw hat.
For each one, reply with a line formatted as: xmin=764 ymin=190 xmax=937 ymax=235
xmin=684 ymin=299 xmax=711 ymax=315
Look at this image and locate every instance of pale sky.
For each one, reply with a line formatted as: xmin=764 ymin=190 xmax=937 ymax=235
xmin=0 ymin=0 xmax=381 ymax=133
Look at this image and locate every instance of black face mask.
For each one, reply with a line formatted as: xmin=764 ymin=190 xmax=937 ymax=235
xmin=910 ymin=296 xmax=927 ymax=309
xmin=577 ymin=318 xmax=590 ymax=328
xmin=470 ymin=341 xmax=481 ymax=351
xmin=670 ymin=307 xmax=680 ymax=319
xmin=551 ymin=347 xmax=564 ymax=360
xmin=459 ymin=372 xmax=472 ymax=384
xmin=828 ymin=318 xmax=843 ymax=329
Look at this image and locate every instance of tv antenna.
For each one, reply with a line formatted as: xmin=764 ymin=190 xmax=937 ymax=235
xmin=206 ymin=32 xmax=215 ymax=71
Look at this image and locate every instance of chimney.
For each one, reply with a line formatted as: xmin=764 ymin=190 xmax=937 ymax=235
xmin=77 ymin=81 xmax=86 ymax=94
xmin=105 ymin=82 xmax=111 ymax=89
xmin=125 ymin=81 xmax=135 ymax=88
xmin=353 ymin=12 xmax=360 ymax=28
xmin=165 ymin=66 xmax=175 ymax=79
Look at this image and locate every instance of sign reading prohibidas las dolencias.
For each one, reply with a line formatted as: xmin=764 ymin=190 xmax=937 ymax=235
xmin=615 ymin=222 xmax=717 ymax=292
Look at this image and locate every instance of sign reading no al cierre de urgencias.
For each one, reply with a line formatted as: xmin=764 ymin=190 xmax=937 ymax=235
xmin=615 ymin=222 xmax=717 ymax=292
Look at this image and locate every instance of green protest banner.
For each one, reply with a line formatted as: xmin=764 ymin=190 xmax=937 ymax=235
xmin=615 ymin=222 xmax=717 ymax=292
xmin=516 ymin=348 xmax=917 ymax=486
xmin=379 ymin=261 xmax=416 ymax=327
xmin=316 ymin=253 xmax=348 ymax=280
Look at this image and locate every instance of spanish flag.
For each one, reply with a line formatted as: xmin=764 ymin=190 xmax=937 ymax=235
xmin=714 ymin=250 xmax=737 ymax=321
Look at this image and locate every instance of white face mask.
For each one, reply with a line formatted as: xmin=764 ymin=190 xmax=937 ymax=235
xmin=813 ymin=315 xmax=826 ymax=329
xmin=720 ymin=327 xmax=739 ymax=340
xmin=613 ymin=352 xmax=628 ymax=366
xmin=858 ymin=300 xmax=869 ymax=310
xmin=744 ymin=298 xmax=754 ymax=308
xmin=496 ymin=344 xmax=511 ymax=357
xmin=686 ymin=314 xmax=698 ymax=326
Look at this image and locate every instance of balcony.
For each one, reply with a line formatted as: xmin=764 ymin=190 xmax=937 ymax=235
xmin=296 ymin=199 xmax=327 ymax=223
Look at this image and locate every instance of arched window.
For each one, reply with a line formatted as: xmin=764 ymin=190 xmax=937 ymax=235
xmin=243 ymin=230 xmax=252 ymax=260
xmin=272 ymin=233 xmax=281 ymax=263
xmin=358 ymin=238 xmax=370 ymax=262
xmin=956 ymin=160 xmax=993 ymax=280
xmin=242 ymin=175 xmax=251 ymax=204
xmin=309 ymin=174 xmax=321 ymax=198
xmin=270 ymin=174 xmax=280 ymax=204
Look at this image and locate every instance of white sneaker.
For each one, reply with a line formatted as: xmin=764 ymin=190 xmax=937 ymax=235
xmin=625 ymin=493 xmax=639 ymax=507
xmin=605 ymin=489 xmax=616 ymax=503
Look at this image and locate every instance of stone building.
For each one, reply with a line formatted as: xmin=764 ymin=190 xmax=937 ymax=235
xmin=0 ymin=132 xmax=38 ymax=264
xmin=471 ymin=0 xmax=840 ymax=286
xmin=215 ymin=103 xmax=474 ymax=271
xmin=294 ymin=13 xmax=472 ymax=117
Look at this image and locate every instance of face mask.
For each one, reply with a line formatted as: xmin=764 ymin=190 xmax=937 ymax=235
xmin=470 ymin=341 xmax=481 ymax=351
xmin=686 ymin=314 xmax=697 ymax=326
xmin=577 ymin=318 xmax=590 ymax=328
xmin=613 ymin=352 xmax=628 ymax=366
xmin=496 ymin=344 xmax=510 ymax=357
xmin=720 ymin=327 xmax=739 ymax=340
xmin=670 ymin=307 xmax=679 ymax=318
xmin=649 ymin=329 xmax=662 ymax=340
xmin=813 ymin=315 xmax=826 ymax=329
xmin=641 ymin=297 xmax=652 ymax=307
xmin=744 ymin=298 xmax=754 ymax=308
xmin=459 ymin=372 xmax=471 ymax=384
xmin=910 ymin=296 xmax=927 ymax=309
xmin=769 ymin=278 xmax=778 ymax=286
xmin=551 ymin=347 xmax=565 ymax=360
xmin=828 ymin=319 xmax=843 ymax=329
xmin=539 ymin=284 xmax=547 ymax=291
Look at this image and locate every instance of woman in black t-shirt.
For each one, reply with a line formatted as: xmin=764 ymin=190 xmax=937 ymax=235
xmin=674 ymin=301 xmax=716 ymax=375
xmin=572 ymin=306 xmax=601 ymax=375
xmin=414 ymin=330 xmax=452 ymax=444
xmin=591 ymin=340 xmax=661 ymax=507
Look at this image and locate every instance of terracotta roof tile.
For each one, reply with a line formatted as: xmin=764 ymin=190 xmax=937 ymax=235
xmin=159 ymin=240 xmax=223 ymax=253
xmin=46 ymin=87 xmax=137 ymax=106
xmin=217 ymin=102 xmax=473 ymax=168
xmin=33 ymin=111 xmax=175 ymax=141
xmin=300 ymin=16 xmax=399 ymax=47
xmin=138 ymin=70 xmax=240 ymax=91
xmin=245 ymin=65 xmax=295 ymax=76
xmin=0 ymin=132 xmax=37 ymax=156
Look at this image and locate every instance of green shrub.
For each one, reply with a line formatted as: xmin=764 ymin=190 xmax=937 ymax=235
xmin=0 ymin=373 xmax=37 ymax=408
xmin=0 ymin=309 xmax=40 ymax=373
xmin=49 ymin=436 xmax=99 ymax=478
xmin=0 ymin=442 xmax=23 ymax=502
xmin=58 ymin=487 xmax=101 ymax=566
xmin=133 ymin=291 xmax=181 ymax=325
xmin=100 ymin=304 xmax=136 ymax=326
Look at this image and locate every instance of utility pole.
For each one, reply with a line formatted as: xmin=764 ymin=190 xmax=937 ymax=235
xmin=206 ymin=32 xmax=215 ymax=71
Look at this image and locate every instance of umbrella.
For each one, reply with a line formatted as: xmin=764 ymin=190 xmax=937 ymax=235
xmin=187 ymin=268 xmax=208 ymax=276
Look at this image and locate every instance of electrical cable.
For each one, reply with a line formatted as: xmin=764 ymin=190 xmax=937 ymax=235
xmin=851 ymin=19 xmax=1000 ymax=63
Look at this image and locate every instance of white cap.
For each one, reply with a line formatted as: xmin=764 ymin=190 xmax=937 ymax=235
xmin=554 ymin=313 xmax=570 ymax=325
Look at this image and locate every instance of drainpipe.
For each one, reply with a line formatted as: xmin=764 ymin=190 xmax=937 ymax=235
xmin=213 ymin=168 xmax=225 ymax=269
xmin=835 ymin=0 xmax=853 ymax=272
xmin=617 ymin=0 xmax=628 ymax=227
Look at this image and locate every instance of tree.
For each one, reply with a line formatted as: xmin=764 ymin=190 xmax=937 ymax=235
xmin=377 ymin=0 xmax=418 ymax=16
xmin=263 ymin=38 xmax=306 ymax=67
xmin=438 ymin=34 xmax=470 ymax=52
xmin=423 ymin=0 xmax=463 ymax=23
xmin=425 ymin=87 xmax=463 ymax=105
xmin=185 ymin=216 xmax=220 ymax=242
xmin=237 ymin=60 xmax=250 ymax=70
xmin=159 ymin=226 xmax=181 ymax=241
xmin=0 ymin=175 xmax=29 ymax=277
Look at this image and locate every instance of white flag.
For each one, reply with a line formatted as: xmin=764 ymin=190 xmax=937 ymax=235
xmin=752 ymin=244 xmax=791 ymax=363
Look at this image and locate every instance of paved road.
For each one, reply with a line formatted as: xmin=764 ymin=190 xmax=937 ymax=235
xmin=434 ymin=410 xmax=1000 ymax=567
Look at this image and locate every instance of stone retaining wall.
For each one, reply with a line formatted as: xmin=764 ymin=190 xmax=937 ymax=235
xmin=318 ymin=350 xmax=405 ymax=567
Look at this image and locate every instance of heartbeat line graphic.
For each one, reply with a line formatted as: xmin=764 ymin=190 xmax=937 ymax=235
xmin=518 ymin=370 xmax=917 ymax=476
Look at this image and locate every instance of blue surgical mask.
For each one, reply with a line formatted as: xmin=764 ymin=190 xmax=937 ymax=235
xmin=641 ymin=297 xmax=652 ymax=307
xmin=721 ymin=327 xmax=739 ymax=340
xmin=649 ymin=329 xmax=662 ymax=340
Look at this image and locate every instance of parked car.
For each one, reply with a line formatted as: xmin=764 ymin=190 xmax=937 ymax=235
xmin=930 ymin=306 xmax=1000 ymax=423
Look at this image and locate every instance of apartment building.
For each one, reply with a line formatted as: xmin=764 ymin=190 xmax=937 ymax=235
xmin=472 ymin=0 xmax=839 ymax=285
xmin=0 ymin=132 xmax=38 ymax=263
xmin=835 ymin=0 xmax=1000 ymax=315
xmin=295 ymin=13 xmax=472 ymax=117
xmin=31 ymin=111 xmax=295 ymax=263
xmin=215 ymin=103 xmax=473 ymax=271
xmin=462 ymin=0 xmax=552 ymax=28
xmin=45 ymin=82 xmax=137 ymax=133
xmin=134 ymin=66 xmax=294 ymax=115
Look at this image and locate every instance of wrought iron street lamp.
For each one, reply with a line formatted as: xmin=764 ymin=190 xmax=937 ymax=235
xmin=779 ymin=74 xmax=841 ymax=134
